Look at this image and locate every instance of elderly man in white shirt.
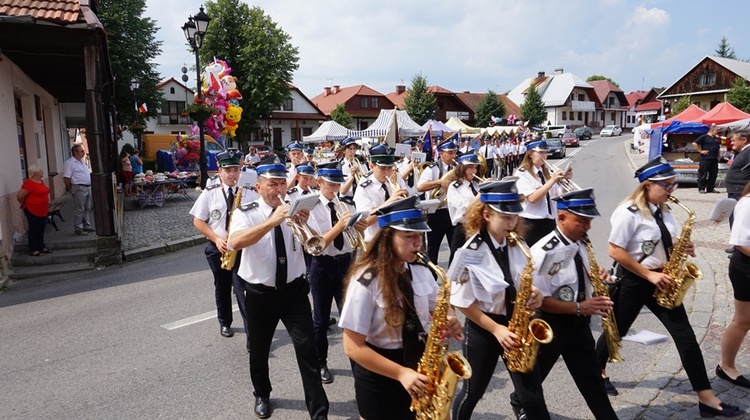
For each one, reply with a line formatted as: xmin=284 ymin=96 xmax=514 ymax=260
xmin=63 ymin=144 xmax=94 ymax=235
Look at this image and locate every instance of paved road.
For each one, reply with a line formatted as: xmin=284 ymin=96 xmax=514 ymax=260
xmin=1 ymin=135 xmax=748 ymax=419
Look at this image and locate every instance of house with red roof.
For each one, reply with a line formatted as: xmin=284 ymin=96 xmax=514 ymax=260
xmin=454 ymin=92 xmax=520 ymax=126
xmin=625 ymin=88 xmax=665 ymax=126
xmin=264 ymin=85 xmax=327 ymax=149
xmin=588 ymin=80 xmax=629 ymax=129
xmin=387 ymin=85 xmax=475 ymax=123
xmin=311 ymin=85 xmax=395 ymax=131
xmin=658 ymin=56 xmax=750 ymax=112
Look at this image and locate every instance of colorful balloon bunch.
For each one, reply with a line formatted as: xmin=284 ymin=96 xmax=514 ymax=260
xmin=175 ymin=137 xmax=201 ymax=170
xmin=198 ymin=58 xmax=244 ymax=140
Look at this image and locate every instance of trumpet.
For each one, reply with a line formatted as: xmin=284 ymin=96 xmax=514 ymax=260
xmin=335 ymin=197 xmax=367 ymax=252
xmin=543 ymin=160 xmax=581 ymax=192
xmin=350 ymin=157 xmax=368 ymax=184
xmin=277 ymin=194 xmax=326 ymax=255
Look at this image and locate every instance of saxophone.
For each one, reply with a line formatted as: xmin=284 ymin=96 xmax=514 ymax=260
xmin=653 ymin=196 xmax=702 ymax=309
xmin=219 ymin=186 xmax=243 ymax=270
xmin=504 ymin=232 xmax=553 ymax=373
xmin=411 ymin=251 xmax=472 ymax=420
xmin=583 ymin=235 xmax=622 ymax=363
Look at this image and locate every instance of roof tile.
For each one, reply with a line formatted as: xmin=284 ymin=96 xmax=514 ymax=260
xmin=0 ymin=0 xmax=81 ymax=25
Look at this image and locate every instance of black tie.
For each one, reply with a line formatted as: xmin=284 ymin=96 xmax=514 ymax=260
xmin=538 ymin=170 xmax=551 ymax=215
xmin=573 ymin=251 xmax=587 ymax=302
xmin=470 ymin=183 xmax=478 ymax=196
xmin=654 ymin=208 xmax=673 ymax=259
xmin=497 ymin=244 xmax=517 ymax=315
xmin=399 ymin=268 xmax=426 ymax=369
xmin=225 ymin=187 xmax=235 ymax=230
xmin=272 ymin=209 xmax=287 ymax=289
xmin=381 ymin=183 xmax=390 ymax=200
xmin=328 ymin=202 xmax=344 ymax=251
xmin=302 ymin=189 xmax=310 ymax=195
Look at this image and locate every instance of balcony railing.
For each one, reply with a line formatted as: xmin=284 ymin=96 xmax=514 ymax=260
xmin=158 ymin=115 xmax=192 ymax=125
xmin=571 ymin=100 xmax=596 ymax=111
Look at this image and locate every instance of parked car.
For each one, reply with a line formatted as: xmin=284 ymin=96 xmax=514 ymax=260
xmin=600 ymin=125 xmax=623 ymax=137
xmin=546 ymin=138 xmax=566 ymax=158
xmin=574 ymin=126 xmax=593 ymax=140
xmin=542 ymin=124 xmax=571 ymax=138
xmin=561 ymin=132 xmax=579 ymax=147
xmin=256 ymin=145 xmax=273 ymax=158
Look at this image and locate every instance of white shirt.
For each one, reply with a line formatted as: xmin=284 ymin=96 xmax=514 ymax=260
xmin=189 ymin=184 xmax=237 ymax=238
xmin=63 ymin=156 xmax=91 ymax=185
xmin=338 ymin=263 xmax=437 ymax=349
xmin=229 ymin=197 xmax=306 ymax=286
xmin=531 ymin=229 xmax=594 ymax=302
xmin=341 ymin=157 xmax=366 ymax=197
xmin=354 ymin=174 xmax=411 ymax=242
xmin=447 ymin=179 xmax=478 ymax=225
xmin=450 ymin=233 xmax=528 ymax=315
xmin=609 ymin=201 xmax=678 ymax=270
xmin=515 ymin=166 xmax=561 ymax=220
xmin=479 ymin=144 xmax=498 ymax=161
xmin=306 ymin=195 xmax=356 ymax=256
xmin=730 ymin=197 xmax=750 ymax=247
xmin=397 ymin=159 xmax=418 ymax=197
xmin=417 ymin=159 xmax=453 ymax=206
xmin=244 ymin=154 xmax=260 ymax=165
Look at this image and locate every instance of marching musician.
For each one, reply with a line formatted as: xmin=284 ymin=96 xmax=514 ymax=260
xmin=285 ymin=142 xmax=305 ymax=190
xmin=286 ymin=161 xmax=319 ymax=202
xmin=449 ymin=181 xmax=549 ymax=420
xmin=447 ymin=153 xmax=482 ymax=263
xmin=228 ymin=155 xmax=329 ymax=420
xmin=478 ymin=137 xmax=499 ymax=180
xmin=305 ymin=161 xmax=368 ymax=385
xmin=304 ymin=147 xmax=317 ymax=164
xmin=594 ymin=157 xmax=743 ymax=418
xmin=354 ymin=145 xmax=410 ymax=242
xmin=339 ymin=137 xmax=365 ymax=197
xmin=339 ymin=196 xmax=464 ymax=419
xmin=189 ymin=149 xmax=247 ymax=338
xmin=514 ymin=140 xmax=568 ymax=246
xmin=417 ymin=140 xmax=458 ymax=264
xmin=513 ymin=188 xmax=617 ymax=419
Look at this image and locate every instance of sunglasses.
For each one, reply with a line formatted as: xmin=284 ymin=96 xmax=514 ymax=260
xmin=654 ymin=181 xmax=678 ymax=191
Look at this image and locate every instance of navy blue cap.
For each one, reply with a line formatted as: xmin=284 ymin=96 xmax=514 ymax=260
xmin=437 ymin=141 xmax=457 ymax=152
xmin=375 ymin=196 xmax=430 ymax=232
xmin=303 ymin=148 xmax=314 ymax=155
xmin=316 ymin=161 xmax=346 ymax=184
xmin=256 ymin=155 xmax=288 ymax=179
xmin=402 ymin=139 xmax=417 ymax=147
xmin=369 ymin=144 xmax=397 ymax=166
xmin=457 ymin=153 xmax=481 ymax=165
xmin=295 ymin=161 xmax=316 ymax=176
xmin=635 ymin=156 xmax=678 ymax=183
xmin=526 ymin=140 xmax=548 ymax=152
xmin=340 ymin=137 xmax=356 ymax=147
xmin=552 ymin=188 xmax=600 ymax=218
xmin=286 ymin=142 xmax=303 ymax=151
xmin=217 ymin=148 xmax=243 ymax=167
xmin=479 ymin=181 xmax=523 ymax=214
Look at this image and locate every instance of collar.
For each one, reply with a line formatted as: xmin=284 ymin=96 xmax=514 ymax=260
xmin=647 ymin=201 xmax=660 ymax=214
xmin=555 ymin=227 xmax=579 ymax=246
xmin=488 ymin=233 xmax=507 ymax=249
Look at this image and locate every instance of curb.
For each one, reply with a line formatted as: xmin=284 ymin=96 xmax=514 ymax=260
xmin=123 ymin=234 xmax=208 ymax=262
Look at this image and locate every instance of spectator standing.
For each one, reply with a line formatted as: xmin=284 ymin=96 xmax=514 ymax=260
xmin=692 ymin=124 xmax=721 ymax=193
xmin=120 ymin=150 xmax=134 ymax=197
xmin=17 ymin=165 xmax=50 ymax=256
xmin=63 ymin=144 xmax=94 ymax=235
xmin=130 ymin=149 xmax=144 ymax=175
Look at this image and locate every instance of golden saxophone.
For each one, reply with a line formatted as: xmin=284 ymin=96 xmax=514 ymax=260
xmin=411 ymin=251 xmax=472 ymax=420
xmin=653 ymin=196 xmax=702 ymax=309
xmin=220 ymin=185 xmax=243 ymax=270
xmin=503 ymin=232 xmax=553 ymax=373
xmin=583 ymin=235 xmax=622 ymax=363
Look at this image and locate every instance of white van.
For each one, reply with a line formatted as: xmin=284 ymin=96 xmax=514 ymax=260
xmin=543 ymin=125 xmax=571 ymax=138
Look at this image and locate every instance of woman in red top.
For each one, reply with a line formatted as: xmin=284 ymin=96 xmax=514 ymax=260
xmin=17 ymin=165 xmax=51 ymax=256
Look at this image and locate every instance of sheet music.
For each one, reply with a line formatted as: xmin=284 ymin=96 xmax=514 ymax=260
xmin=538 ymin=244 xmax=578 ymax=277
xmin=288 ymin=193 xmax=320 ymax=216
xmin=394 ymin=143 xmax=411 ymax=158
xmin=447 ymin=248 xmax=485 ymax=283
xmin=708 ymin=198 xmax=737 ymax=223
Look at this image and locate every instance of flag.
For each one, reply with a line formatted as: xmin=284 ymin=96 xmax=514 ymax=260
xmin=138 ymin=103 xmax=148 ymax=114
xmin=383 ymin=109 xmax=399 ymax=147
xmin=421 ymin=124 xmax=432 ymax=154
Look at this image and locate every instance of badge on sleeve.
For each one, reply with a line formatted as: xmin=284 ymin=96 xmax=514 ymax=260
xmin=557 ymin=285 xmax=574 ymax=302
xmin=210 ymin=209 xmax=222 ymax=220
xmin=641 ymin=240 xmax=657 ymax=256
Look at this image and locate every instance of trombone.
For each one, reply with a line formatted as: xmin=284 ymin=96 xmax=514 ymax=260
xmin=543 ymin=160 xmax=581 ymax=192
xmin=335 ymin=196 xmax=367 ymax=252
xmin=276 ymin=194 xmax=326 ymax=255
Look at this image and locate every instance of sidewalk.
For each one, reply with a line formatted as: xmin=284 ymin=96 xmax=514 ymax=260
xmin=615 ymin=143 xmax=750 ymax=418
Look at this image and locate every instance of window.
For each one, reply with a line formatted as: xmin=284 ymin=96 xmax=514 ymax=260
xmin=170 ymin=87 xmax=175 ymax=94
xmin=611 ymin=111 xmax=616 ymax=122
xmin=284 ymin=98 xmax=293 ymax=111
xmin=578 ymin=112 xmax=582 ymax=121
xmin=578 ymin=94 xmax=585 ymax=101
xmin=360 ymin=97 xmax=369 ymax=108
xmin=562 ymin=111 xmax=567 ymax=120
xmin=371 ymin=97 xmax=379 ymax=108
xmin=698 ymin=73 xmax=716 ymax=86
xmin=609 ymin=97 xmax=615 ymax=106
xmin=302 ymin=127 xmax=313 ymax=136
xmin=160 ymin=100 xmax=187 ymax=124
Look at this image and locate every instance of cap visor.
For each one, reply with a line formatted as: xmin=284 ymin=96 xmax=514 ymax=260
xmin=648 ymin=171 xmax=678 ymax=181
xmin=568 ymin=207 xmax=601 ymax=218
xmin=488 ymin=202 xmax=524 ymax=214
xmin=321 ymin=175 xmax=346 ymax=184
xmin=390 ymin=220 xmax=431 ymax=232
xmin=259 ymin=171 xmax=288 ymax=179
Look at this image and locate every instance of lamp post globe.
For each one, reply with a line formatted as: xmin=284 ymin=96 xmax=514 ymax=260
xmin=183 ymin=7 xmax=211 ymax=188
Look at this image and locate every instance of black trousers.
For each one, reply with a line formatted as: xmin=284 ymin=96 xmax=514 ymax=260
xmin=205 ymin=243 xmax=236 ymax=329
xmin=231 ymin=251 xmax=248 ymax=334
xmin=697 ymin=158 xmax=719 ymax=192
xmin=309 ymin=253 xmax=351 ymax=365
xmin=454 ymin=316 xmax=550 ymax=420
xmin=449 ymin=223 xmax=466 ymax=264
xmin=521 ymin=218 xmax=557 ymax=247
xmin=353 ymin=345 xmax=414 ymax=420
xmin=485 ymin=159 xmax=495 ymax=179
xmin=244 ymin=278 xmax=329 ymax=419
xmin=728 ymin=192 xmax=741 ymax=228
xmin=595 ymin=271 xmax=711 ymax=391
xmin=24 ymin=208 xmax=47 ymax=253
xmin=426 ymin=208 xmax=454 ymax=265
xmin=528 ymin=313 xmax=618 ymax=420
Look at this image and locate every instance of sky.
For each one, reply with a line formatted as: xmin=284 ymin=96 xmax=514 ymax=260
xmin=146 ymin=0 xmax=748 ymax=101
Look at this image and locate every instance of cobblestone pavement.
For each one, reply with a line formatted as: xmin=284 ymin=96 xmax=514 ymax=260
xmin=121 ymin=189 xmax=203 ymax=252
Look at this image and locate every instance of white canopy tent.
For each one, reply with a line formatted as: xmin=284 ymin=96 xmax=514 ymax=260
xmin=350 ymin=109 xmax=425 ymax=138
xmin=445 ymin=116 xmax=480 ymax=134
xmin=303 ymin=120 xmax=352 ymax=143
xmin=718 ymin=118 xmax=750 ymax=132
xmin=483 ymin=126 xmax=520 ymax=136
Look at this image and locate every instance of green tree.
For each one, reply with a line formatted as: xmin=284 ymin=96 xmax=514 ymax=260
xmin=330 ymin=104 xmax=353 ymax=128
xmin=670 ymin=95 xmax=692 ymax=116
xmin=520 ymin=85 xmax=547 ymax=127
xmin=586 ymin=75 xmax=620 ymax=88
xmin=98 ymin=0 xmax=163 ymax=131
xmin=201 ymin=0 xmax=299 ymax=142
xmin=475 ymin=90 xmax=506 ymax=128
xmin=715 ymin=36 xmax=737 ymax=59
xmin=403 ymin=73 xmax=436 ymax=125
xmin=727 ymin=76 xmax=750 ymax=113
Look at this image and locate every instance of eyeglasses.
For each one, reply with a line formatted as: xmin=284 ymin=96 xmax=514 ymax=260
xmin=654 ymin=181 xmax=678 ymax=191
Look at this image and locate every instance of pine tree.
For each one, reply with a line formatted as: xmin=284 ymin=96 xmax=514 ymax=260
xmin=330 ymin=104 xmax=353 ymax=129
xmin=715 ymin=36 xmax=737 ymax=59
xmin=403 ymin=73 xmax=436 ymax=125
xmin=520 ymin=85 xmax=547 ymax=127
xmin=727 ymin=77 xmax=750 ymax=113
xmin=475 ymin=90 xmax=506 ymax=127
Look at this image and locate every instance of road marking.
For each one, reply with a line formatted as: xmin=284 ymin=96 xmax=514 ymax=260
xmin=161 ymin=304 xmax=239 ymax=330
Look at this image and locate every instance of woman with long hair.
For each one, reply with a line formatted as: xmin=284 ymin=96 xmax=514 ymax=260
xmin=449 ymin=180 xmax=549 ymax=419
xmin=339 ymin=196 xmax=464 ymax=420
xmin=447 ymin=153 xmax=482 ymax=263
xmin=595 ymin=156 xmax=743 ymax=417
xmin=717 ymin=180 xmax=750 ymax=389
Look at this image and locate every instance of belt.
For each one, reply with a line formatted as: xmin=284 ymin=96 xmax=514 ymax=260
xmin=315 ymin=253 xmax=352 ymax=261
xmin=74 ymin=184 xmax=90 ymax=187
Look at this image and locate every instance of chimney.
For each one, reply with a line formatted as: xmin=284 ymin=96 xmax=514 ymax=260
xmin=396 ymin=84 xmax=406 ymax=95
xmin=333 ymin=85 xmax=340 ymax=94
xmin=537 ymin=71 xmax=545 ymax=78
xmin=323 ymin=86 xmax=331 ymax=96
xmin=554 ymin=68 xmax=564 ymax=75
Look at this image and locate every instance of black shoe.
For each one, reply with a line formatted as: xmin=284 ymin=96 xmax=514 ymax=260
xmin=709 ymin=190 xmax=722 ymax=194
xmin=254 ymin=396 xmax=271 ymax=419
xmin=716 ymin=365 xmax=750 ymax=388
xmin=328 ymin=317 xmax=336 ymax=327
xmin=74 ymin=230 xmax=88 ymax=236
xmin=320 ymin=364 xmax=333 ymax=384
xmin=698 ymin=402 xmax=744 ymax=418
xmin=220 ymin=326 xmax=234 ymax=338
xmin=603 ymin=377 xmax=619 ymax=396
xmin=512 ymin=406 xmax=527 ymax=420
xmin=726 ymin=247 xmax=736 ymax=254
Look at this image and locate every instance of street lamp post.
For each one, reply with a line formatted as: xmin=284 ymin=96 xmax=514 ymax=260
xmin=130 ymin=78 xmax=140 ymax=150
xmin=182 ymin=6 xmax=211 ymax=188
